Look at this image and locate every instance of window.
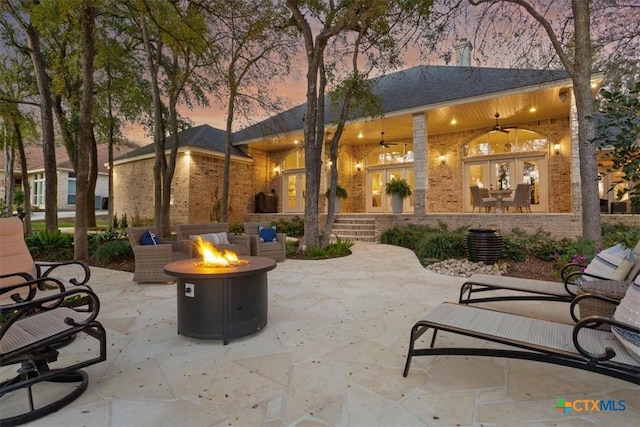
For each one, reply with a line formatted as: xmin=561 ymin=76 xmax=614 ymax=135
xmin=463 ymin=129 xmax=548 ymax=158
xmin=283 ymin=149 xmax=305 ymax=170
xmin=365 ymin=143 xmax=414 ymax=166
xmin=32 ymin=173 xmax=45 ymax=206
xmin=67 ymin=172 xmax=76 ymax=205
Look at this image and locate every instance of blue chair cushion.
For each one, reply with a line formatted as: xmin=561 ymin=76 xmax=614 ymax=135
xmin=140 ymin=230 xmax=161 ymax=245
xmin=258 ymin=225 xmax=277 ymax=243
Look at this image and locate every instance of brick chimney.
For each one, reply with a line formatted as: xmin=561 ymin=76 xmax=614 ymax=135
xmin=454 ymin=38 xmax=473 ymax=66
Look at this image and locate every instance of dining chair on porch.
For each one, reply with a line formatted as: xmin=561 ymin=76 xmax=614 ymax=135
xmin=470 ymin=186 xmax=497 ymax=213
xmin=503 ymin=183 xmax=532 ymax=213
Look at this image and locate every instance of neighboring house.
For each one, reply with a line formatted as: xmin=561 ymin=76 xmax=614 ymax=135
xmin=113 ymin=61 xmax=638 ymax=237
xmin=0 ymin=144 xmax=136 ymax=211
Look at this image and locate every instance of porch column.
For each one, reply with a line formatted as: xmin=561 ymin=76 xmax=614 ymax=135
xmin=569 ymin=90 xmax=582 ymax=215
xmin=412 ymin=112 xmax=427 ymax=215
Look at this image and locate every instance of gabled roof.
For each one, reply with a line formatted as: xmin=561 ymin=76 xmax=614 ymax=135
xmin=115 ymin=124 xmax=250 ymax=162
xmin=0 ymin=144 xmax=136 ymax=174
xmin=233 ymin=65 xmax=571 ymax=143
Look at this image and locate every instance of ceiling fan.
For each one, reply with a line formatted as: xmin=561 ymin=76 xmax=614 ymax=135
xmin=492 ymin=112 xmax=511 ymax=133
xmin=379 ymin=131 xmax=398 ymax=148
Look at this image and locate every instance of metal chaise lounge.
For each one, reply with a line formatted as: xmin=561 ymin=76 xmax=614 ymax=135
xmin=459 ymin=241 xmax=640 ymax=305
xmin=402 ymin=301 xmax=640 ymax=384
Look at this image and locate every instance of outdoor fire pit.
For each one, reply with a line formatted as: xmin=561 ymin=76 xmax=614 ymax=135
xmin=164 ymin=238 xmax=276 ymax=344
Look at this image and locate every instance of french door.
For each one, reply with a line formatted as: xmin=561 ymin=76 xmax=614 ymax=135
xmin=464 ymin=156 xmax=547 ymax=212
xmin=366 ymin=167 xmax=414 ymax=213
xmin=283 ymin=171 xmax=305 ymax=213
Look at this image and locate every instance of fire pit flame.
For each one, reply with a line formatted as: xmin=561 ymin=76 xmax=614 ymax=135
xmin=194 ymin=237 xmax=249 ymax=268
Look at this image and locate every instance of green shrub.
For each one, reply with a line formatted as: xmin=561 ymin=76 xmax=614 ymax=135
xmin=92 ymin=240 xmax=133 ymax=263
xmin=229 ymin=222 xmax=244 ymax=234
xmin=415 ymin=232 xmax=465 ymax=262
xmin=306 ymin=246 xmax=328 ymax=259
xmin=326 ymin=236 xmax=354 ymax=257
xmin=0 ymin=200 xmax=9 ymax=218
xmin=602 ymin=223 xmax=640 ymax=249
xmin=118 ymin=212 xmax=128 ymax=229
xmin=25 ymin=229 xmax=73 ymax=260
xmin=285 ymin=239 xmax=299 ymax=257
xmin=272 ymin=217 xmax=304 ymax=238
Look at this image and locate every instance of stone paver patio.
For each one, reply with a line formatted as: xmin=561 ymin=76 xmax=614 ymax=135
xmin=2 ymin=242 xmax=638 ymax=426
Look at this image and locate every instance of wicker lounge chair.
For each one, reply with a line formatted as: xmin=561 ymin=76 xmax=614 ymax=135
xmin=459 ymin=241 xmax=640 ymax=305
xmin=0 ymin=283 xmax=107 ymax=424
xmin=403 ymin=301 xmax=640 ymax=384
xmin=127 ymin=226 xmax=191 ymax=283
xmin=176 ymin=223 xmax=251 ymax=256
xmin=243 ymin=222 xmax=287 ymax=261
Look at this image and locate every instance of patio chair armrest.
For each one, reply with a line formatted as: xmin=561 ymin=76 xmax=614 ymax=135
xmin=569 ymin=292 xmax=619 ymax=324
xmin=563 ymin=270 xmax=612 ymax=296
xmin=0 ymin=271 xmax=35 ymax=283
xmin=573 ymin=315 xmax=640 ymax=362
xmin=171 ymin=240 xmax=193 ymax=256
xmin=0 ymin=276 xmax=67 ymax=304
xmin=229 ymin=235 xmax=251 ymax=254
xmin=35 ymin=260 xmax=91 ymax=286
xmin=0 ymin=285 xmax=100 ymax=340
xmin=560 ymin=262 xmax=586 ymax=281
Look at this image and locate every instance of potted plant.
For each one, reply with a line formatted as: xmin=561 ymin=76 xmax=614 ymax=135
xmin=385 ymin=177 xmax=412 ymax=213
xmin=325 ymin=185 xmax=347 ymax=213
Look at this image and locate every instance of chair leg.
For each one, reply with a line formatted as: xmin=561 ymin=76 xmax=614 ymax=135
xmin=1 ymin=363 xmax=89 ymax=426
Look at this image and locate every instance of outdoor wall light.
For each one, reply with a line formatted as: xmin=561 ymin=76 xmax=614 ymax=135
xmin=355 ymin=161 xmax=362 ymax=172
xmin=553 ymin=143 xmax=561 ymax=156
xmin=327 ymin=160 xmax=333 ymax=169
xmin=273 ymin=165 xmax=280 ymax=175
xmin=439 ymin=153 xmax=446 ymax=165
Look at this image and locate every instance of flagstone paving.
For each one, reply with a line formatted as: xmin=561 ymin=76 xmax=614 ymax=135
xmin=3 ymin=242 xmax=638 ymax=426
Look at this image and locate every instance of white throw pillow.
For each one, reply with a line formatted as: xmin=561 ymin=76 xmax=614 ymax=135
xmin=583 ymin=244 xmax=634 ymax=281
xmin=190 ymin=232 xmax=230 ymax=246
xmin=611 ymin=277 xmax=640 ymax=362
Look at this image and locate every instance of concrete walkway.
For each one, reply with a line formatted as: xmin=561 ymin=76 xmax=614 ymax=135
xmin=3 ymin=243 xmax=638 ymax=426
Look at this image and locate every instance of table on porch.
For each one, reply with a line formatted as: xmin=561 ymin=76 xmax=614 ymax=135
xmin=488 ymin=189 xmax=513 ymax=213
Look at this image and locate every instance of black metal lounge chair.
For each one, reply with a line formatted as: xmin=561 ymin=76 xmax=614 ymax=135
xmin=0 ymin=217 xmax=91 ymax=299
xmin=402 ymin=301 xmax=640 ymax=384
xmin=459 ymin=242 xmax=640 ymax=305
xmin=0 ymin=281 xmax=107 ymax=425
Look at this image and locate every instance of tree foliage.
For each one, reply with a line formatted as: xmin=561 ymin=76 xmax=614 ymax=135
xmin=592 ymin=82 xmax=640 ymax=211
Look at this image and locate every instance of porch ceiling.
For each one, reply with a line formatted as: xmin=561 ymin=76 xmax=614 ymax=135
xmin=251 ymin=84 xmax=581 ymax=152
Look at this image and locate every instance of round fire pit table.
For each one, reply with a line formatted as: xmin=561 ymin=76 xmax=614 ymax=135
xmin=164 ymin=256 xmax=276 ymax=344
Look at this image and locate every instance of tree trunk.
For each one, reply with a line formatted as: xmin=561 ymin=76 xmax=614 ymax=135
xmin=15 ymin=122 xmax=31 ymax=233
xmin=571 ymin=0 xmax=602 ymax=245
xmin=24 ymin=24 xmax=57 ymax=232
xmin=4 ymin=125 xmax=15 ymax=211
xmin=74 ymin=2 xmax=95 ymax=260
xmin=221 ymin=88 xmax=236 ymax=223
xmin=86 ymin=130 xmax=98 ymax=228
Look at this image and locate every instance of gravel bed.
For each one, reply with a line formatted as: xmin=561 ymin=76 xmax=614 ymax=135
xmin=426 ymin=258 xmax=511 ymax=278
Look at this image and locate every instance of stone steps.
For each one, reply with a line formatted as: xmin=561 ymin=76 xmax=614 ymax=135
xmin=329 ymin=216 xmax=377 ymax=242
